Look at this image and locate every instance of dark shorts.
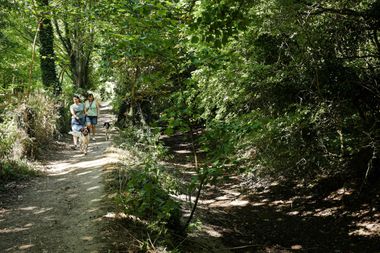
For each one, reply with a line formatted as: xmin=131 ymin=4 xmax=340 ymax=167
xmin=86 ymin=116 xmax=98 ymax=125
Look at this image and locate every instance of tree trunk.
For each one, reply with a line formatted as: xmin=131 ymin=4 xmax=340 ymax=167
xmin=37 ymin=0 xmax=60 ymax=95
xmin=53 ymin=2 xmax=94 ymax=91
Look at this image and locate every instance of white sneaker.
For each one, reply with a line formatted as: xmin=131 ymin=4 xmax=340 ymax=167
xmin=91 ymin=137 xmax=96 ymax=141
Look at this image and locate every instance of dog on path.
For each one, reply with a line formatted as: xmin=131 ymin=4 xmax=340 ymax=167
xmin=103 ymin=122 xmax=111 ymax=140
xmin=79 ymin=126 xmax=90 ymax=155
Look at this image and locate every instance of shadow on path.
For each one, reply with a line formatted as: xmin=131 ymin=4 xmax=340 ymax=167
xmin=0 ymin=102 xmax=120 ymax=253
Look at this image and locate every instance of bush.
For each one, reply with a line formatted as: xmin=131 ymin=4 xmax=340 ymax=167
xmin=118 ymin=167 xmax=181 ymax=229
xmin=0 ymin=91 xmax=59 ymax=159
xmin=199 ymin=102 xmax=369 ymax=182
xmin=114 ymin=125 xmax=181 ymax=229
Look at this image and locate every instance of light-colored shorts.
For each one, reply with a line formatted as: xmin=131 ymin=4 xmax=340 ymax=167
xmin=71 ymin=117 xmax=85 ymax=132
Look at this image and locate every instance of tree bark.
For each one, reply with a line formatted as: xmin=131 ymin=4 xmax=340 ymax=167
xmin=37 ymin=0 xmax=60 ymax=95
xmin=53 ymin=3 xmax=94 ymax=90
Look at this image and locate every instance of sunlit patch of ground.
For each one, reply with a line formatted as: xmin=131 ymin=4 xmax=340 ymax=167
xmin=350 ymin=220 xmax=380 ymax=237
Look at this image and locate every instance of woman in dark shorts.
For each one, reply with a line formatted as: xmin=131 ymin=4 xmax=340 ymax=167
xmin=84 ymin=93 xmax=100 ymax=141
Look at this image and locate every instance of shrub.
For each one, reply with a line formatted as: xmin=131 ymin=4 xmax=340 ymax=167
xmin=0 ymin=91 xmax=59 ymax=159
xmin=114 ymin=125 xmax=181 ymax=229
xmin=118 ymin=167 xmax=181 ymax=229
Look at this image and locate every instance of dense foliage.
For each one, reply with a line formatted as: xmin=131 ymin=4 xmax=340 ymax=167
xmin=0 ymin=0 xmax=379 ymax=248
xmin=99 ymin=0 xmax=379 ymax=183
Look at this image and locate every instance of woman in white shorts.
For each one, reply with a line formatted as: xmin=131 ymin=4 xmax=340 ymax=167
xmin=70 ymin=95 xmax=85 ymax=149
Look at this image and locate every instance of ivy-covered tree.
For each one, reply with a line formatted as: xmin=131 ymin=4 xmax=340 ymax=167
xmin=37 ymin=0 xmax=60 ymax=94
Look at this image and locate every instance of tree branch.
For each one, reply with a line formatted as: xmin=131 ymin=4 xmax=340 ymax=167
xmin=53 ymin=18 xmax=70 ymax=54
xmin=373 ymin=29 xmax=380 ymax=57
xmin=307 ymin=4 xmax=378 ymax=21
xmin=29 ymin=20 xmax=42 ymax=87
xmin=315 ymin=7 xmax=366 ymax=18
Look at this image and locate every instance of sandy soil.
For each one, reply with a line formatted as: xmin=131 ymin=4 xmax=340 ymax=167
xmin=0 ymin=103 xmax=119 ymax=253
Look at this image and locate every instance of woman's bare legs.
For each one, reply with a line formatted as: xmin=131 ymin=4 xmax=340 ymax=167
xmin=72 ymin=135 xmax=78 ymax=149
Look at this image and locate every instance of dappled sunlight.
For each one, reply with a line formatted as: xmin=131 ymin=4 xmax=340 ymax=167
xmin=47 ymin=167 xmax=78 ymax=176
xmin=87 ymin=186 xmax=101 ymax=191
xmin=87 ymin=207 xmax=100 ymax=213
xmin=221 ymin=189 xmax=241 ymax=196
xmin=172 ymin=162 xmax=196 ymax=169
xmin=33 ymin=207 xmax=53 ymax=215
xmin=0 ymin=208 xmax=10 ymax=216
xmin=252 ymin=202 xmax=266 ymax=207
xmin=324 ymin=187 xmax=354 ymax=201
xmin=77 ymin=170 xmax=93 ymax=176
xmin=81 ymin=235 xmax=94 ymax=241
xmin=42 ymin=215 xmax=56 ymax=222
xmin=0 ymin=226 xmax=30 ymax=234
xmin=180 ymin=172 xmax=380 ymax=253
xmin=18 ymin=244 xmax=35 ymax=250
xmin=93 ymin=216 xmax=104 ymax=223
xmin=215 ymin=195 xmax=231 ymax=201
xmin=48 ymin=161 xmax=73 ymax=168
xmin=104 ymin=212 xmax=126 ymax=219
xmin=91 ymin=139 xmax=112 ymax=146
xmin=291 ymin=245 xmax=303 ymax=250
xmin=153 ymin=133 xmax=380 ymax=249
xmin=218 ymin=199 xmax=249 ymax=207
xmin=36 ymin=189 xmax=54 ymax=194
xmin=312 ymin=207 xmax=341 ymax=217
xmin=199 ymin=199 xmax=216 ymax=205
xmin=46 ymin=155 xmax=119 ymax=175
xmin=350 ymin=221 xmax=380 ymax=236
xmin=287 ymin=210 xmax=301 ymax=216
xmin=174 ymin=149 xmax=192 ymax=154
xmin=103 ymin=212 xmax=149 ymax=226
xmin=17 ymin=206 xmax=38 ymax=211
xmin=205 ymin=194 xmax=250 ymax=208
xmin=0 ymin=103 xmax=119 ymax=252
xmin=68 ymin=193 xmax=78 ymax=199
xmin=203 ymin=225 xmax=223 ymax=238
xmin=72 ymin=153 xmax=86 ymax=158
xmin=70 ymin=156 xmax=119 ymax=169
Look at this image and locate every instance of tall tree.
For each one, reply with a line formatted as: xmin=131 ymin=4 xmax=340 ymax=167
xmin=37 ymin=0 xmax=60 ymax=94
xmin=53 ymin=0 xmax=96 ymax=90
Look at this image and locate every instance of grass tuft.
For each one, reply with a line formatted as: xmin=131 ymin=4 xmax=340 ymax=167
xmin=0 ymin=159 xmax=42 ymax=186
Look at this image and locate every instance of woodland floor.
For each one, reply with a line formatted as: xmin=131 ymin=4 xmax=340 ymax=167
xmin=1 ymin=106 xmax=380 ymax=253
xmin=161 ymin=132 xmax=380 ymax=253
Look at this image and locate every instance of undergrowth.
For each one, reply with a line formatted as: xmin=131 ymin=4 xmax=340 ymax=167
xmin=0 ymin=91 xmax=59 ymax=159
xmin=109 ymin=125 xmax=183 ymax=252
xmin=0 ymin=159 xmax=41 ymax=189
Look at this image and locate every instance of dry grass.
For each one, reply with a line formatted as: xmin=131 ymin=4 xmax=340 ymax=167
xmin=1 ymin=92 xmax=59 ymax=160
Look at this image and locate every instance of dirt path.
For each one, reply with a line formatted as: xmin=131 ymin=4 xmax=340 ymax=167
xmin=0 ymin=103 xmax=119 ymax=253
